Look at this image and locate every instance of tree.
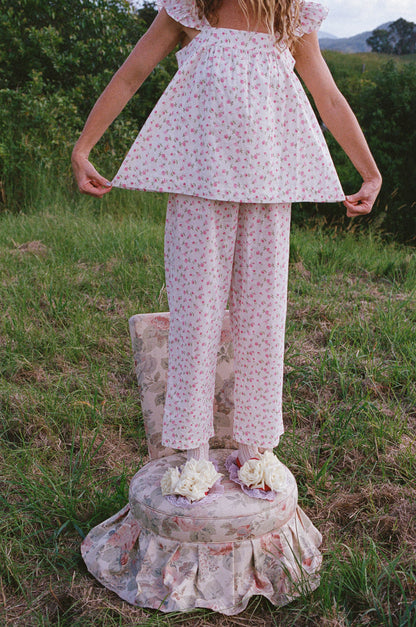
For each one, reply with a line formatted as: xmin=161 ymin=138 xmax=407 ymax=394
xmin=367 ymin=18 xmax=416 ymax=55
xmin=367 ymin=29 xmax=393 ymax=54
xmin=0 ymin=0 xmax=141 ymax=90
xmin=0 ymin=0 xmax=176 ymax=206
xmin=358 ymin=61 xmax=416 ymax=240
xmin=392 ymin=18 xmax=416 ymax=55
xmin=320 ymin=59 xmax=416 ymax=242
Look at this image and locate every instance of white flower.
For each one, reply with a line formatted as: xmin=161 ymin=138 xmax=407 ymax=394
xmin=238 ymin=450 xmax=286 ymax=491
xmin=160 ymin=466 xmax=181 ymax=496
xmin=175 ymin=476 xmax=207 ymax=501
xmin=238 ymin=458 xmax=265 ymax=489
xmin=160 ymin=459 xmax=222 ymax=502
xmin=261 ymin=450 xmax=280 ymax=467
xmin=192 ymin=459 xmax=222 ymax=486
xmin=177 ymin=458 xmax=199 ymax=482
xmin=263 ymin=460 xmax=286 ymax=490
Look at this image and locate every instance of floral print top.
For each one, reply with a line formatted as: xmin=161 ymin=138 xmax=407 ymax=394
xmin=112 ymin=0 xmax=345 ymax=204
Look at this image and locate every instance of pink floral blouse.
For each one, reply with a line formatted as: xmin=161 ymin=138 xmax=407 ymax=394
xmin=112 ymin=0 xmax=345 ymax=204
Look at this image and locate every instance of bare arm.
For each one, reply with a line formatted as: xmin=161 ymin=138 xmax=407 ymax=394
xmin=72 ymin=9 xmax=183 ymax=197
xmin=293 ymin=32 xmax=382 ymax=217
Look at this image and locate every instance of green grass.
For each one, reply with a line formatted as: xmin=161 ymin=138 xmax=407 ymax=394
xmin=323 ymin=50 xmax=416 ymax=76
xmin=0 ymin=189 xmax=415 ymax=626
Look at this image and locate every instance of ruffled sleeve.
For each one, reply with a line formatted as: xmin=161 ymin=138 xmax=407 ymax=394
xmin=156 ymin=0 xmax=208 ymax=29
xmin=297 ymin=1 xmax=328 ymax=35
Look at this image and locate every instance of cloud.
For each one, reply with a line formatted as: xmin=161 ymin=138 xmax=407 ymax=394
xmin=324 ymin=0 xmax=416 ymax=37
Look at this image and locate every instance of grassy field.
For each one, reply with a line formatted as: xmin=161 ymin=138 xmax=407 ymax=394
xmin=0 ymin=190 xmax=415 ymax=626
xmin=322 ymin=50 xmax=416 ymax=74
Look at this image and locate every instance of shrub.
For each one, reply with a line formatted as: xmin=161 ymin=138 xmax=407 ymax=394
xmin=298 ymin=54 xmax=416 ymax=243
xmin=0 ymin=0 xmax=177 ymax=207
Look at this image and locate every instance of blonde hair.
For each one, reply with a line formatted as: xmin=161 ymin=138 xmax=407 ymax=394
xmin=195 ymin=0 xmax=301 ymax=49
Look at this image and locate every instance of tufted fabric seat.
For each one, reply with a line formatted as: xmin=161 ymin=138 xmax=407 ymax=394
xmin=129 ymin=450 xmax=298 ymax=542
xmin=81 ymin=312 xmax=322 ymax=615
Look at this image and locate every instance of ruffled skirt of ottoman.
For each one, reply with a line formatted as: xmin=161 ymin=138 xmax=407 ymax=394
xmin=81 ymin=450 xmax=322 ymax=615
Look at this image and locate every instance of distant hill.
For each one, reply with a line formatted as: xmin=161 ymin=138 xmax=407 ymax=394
xmin=318 ymin=30 xmax=337 ymax=40
xmin=319 ymin=22 xmax=392 ymax=53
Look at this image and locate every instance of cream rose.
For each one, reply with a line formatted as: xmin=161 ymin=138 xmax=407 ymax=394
xmin=238 ymin=451 xmax=286 ymax=491
xmin=160 ymin=466 xmax=181 ymax=496
xmin=238 ymin=458 xmax=264 ymax=489
xmin=193 ymin=459 xmax=222 ymax=487
xmin=161 ymin=459 xmax=222 ymax=502
xmin=263 ymin=461 xmax=286 ymax=491
xmin=175 ymin=476 xmax=207 ymax=502
xmin=261 ymin=450 xmax=280 ymax=467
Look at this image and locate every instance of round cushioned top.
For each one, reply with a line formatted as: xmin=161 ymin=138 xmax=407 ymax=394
xmin=129 ymin=449 xmax=298 ymax=543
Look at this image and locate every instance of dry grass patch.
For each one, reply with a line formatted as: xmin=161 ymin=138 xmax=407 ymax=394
xmin=8 ymin=240 xmax=49 ymax=257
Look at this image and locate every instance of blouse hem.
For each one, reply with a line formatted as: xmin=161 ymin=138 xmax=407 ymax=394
xmin=111 ymin=181 xmax=345 ymax=204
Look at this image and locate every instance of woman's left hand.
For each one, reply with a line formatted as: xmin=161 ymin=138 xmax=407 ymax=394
xmin=343 ymin=177 xmax=382 ymax=217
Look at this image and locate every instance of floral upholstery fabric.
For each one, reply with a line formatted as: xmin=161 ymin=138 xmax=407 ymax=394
xmin=81 ymin=312 xmax=323 ymax=614
xmin=81 ymin=449 xmax=322 ymax=614
xmin=129 ymin=450 xmax=297 ymax=542
xmin=129 ymin=311 xmax=237 ymax=459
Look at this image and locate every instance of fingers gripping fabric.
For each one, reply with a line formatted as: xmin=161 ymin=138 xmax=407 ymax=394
xmin=162 ymin=194 xmax=291 ymax=450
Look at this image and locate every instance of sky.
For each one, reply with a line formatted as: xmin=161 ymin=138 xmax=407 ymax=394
xmin=323 ymin=0 xmax=416 ymax=38
xmin=132 ymin=0 xmax=416 ymax=39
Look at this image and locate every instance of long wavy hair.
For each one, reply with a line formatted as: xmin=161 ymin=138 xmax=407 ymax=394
xmin=195 ymin=0 xmax=301 ymax=49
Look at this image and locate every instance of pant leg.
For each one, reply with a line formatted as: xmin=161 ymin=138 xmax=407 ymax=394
xmin=162 ymin=193 xmax=239 ymax=449
xmin=229 ymin=202 xmax=291 ymax=448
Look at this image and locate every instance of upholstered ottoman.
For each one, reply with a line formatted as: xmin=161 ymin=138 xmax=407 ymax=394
xmin=80 ymin=312 xmax=322 ymax=614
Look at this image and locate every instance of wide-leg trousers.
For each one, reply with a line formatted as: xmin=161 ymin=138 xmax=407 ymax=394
xmin=162 ymin=194 xmax=291 ymax=450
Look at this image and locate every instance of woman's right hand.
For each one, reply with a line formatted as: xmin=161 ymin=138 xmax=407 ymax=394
xmin=71 ymin=152 xmax=113 ymax=198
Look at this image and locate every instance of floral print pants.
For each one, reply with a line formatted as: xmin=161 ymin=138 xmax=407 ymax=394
xmin=162 ymin=194 xmax=291 ymax=450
